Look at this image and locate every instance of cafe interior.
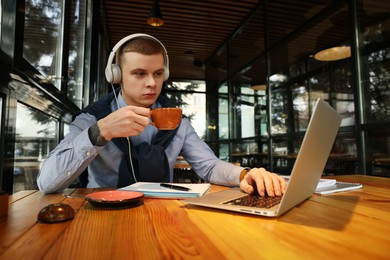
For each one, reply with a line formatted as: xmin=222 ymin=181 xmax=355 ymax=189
xmin=1 ymin=1 xmax=390 ymax=259
xmin=0 ymin=0 xmax=389 ymax=195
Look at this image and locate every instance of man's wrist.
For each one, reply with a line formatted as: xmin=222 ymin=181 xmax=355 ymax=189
xmin=88 ymin=123 xmax=108 ymax=147
xmin=239 ymin=167 xmax=251 ymax=182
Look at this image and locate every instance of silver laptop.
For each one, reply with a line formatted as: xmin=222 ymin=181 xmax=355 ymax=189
xmin=183 ymin=98 xmax=342 ymax=217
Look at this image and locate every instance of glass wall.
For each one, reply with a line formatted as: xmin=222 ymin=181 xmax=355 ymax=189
xmin=0 ymin=93 xmax=4 ymax=191
xmin=0 ymin=0 xmax=2 ymax=39
xmin=359 ymin=0 xmax=390 ymax=177
xmin=0 ymin=97 xmax=2 ymax=128
xmin=206 ymin=0 xmax=390 ymax=177
xmin=165 ymin=80 xmax=206 ymax=139
xmin=369 ymin=129 xmax=390 ymax=176
xmin=0 ymin=0 xmax=98 ymax=193
xmin=218 ymin=83 xmax=229 ymax=140
xmin=208 ymin=8 xmax=268 ymax=166
xmin=360 ymin=1 xmax=390 ymax=123
xmin=67 ymin=0 xmax=88 ymax=108
xmin=1 ymin=0 xmax=389 ymax=194
xmin=23 ymin=0 xmax=65 ymax=89
xmin=14 ymin=102 xmax=58 ymax=192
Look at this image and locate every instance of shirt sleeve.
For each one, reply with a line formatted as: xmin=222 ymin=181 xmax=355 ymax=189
xmin=36 ymin=113 xmax=104 ymax=193
xmin=177 ymin=119 xmax=243 ymax=186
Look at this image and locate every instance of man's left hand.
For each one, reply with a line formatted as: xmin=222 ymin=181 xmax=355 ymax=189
xmin=240 ymin=168 xmax=286 ymax=196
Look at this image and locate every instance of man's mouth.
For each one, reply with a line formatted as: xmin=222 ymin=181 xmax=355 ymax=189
xmin=144 ymin=93 xmax=157 ymax=98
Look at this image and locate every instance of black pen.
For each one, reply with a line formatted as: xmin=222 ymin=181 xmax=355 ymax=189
xmin=160 ymin=183 xmax=191 ymax=191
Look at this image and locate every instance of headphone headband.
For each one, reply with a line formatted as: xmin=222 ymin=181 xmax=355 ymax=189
xmin=105 ymin=33 xmax=170 ymax=83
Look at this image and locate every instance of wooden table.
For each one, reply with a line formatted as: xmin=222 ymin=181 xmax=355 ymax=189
xmin=1 ymin=175 xmax=389 ymax=259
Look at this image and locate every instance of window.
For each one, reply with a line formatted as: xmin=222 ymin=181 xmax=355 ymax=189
xmin=362 ymin=46 xmax=390 ymax=123
xmin=292 ymin=83 xmax=309 ymax=132
xmin=23 ymin=0 xmax=65 ymax=89
xmin=64 ymin=122 xmax=70 ymax=136
xmin=360 ymin=0 xmax=390 ymax=124
xmin=165 ymin=80 xmax=206 ymax=139
xmin=67 ymin=0 xmax=87 ymax=108
xmin=0 ymin=0 xmax=2 ymax=39
xmin=218 ymin=84 xmax=229 ymax=140
xmin=270 ymin=87 xmax=289 ymax=134
xmin=257 ymin=95 xmax=268 ymax=136
xmin=14 ymin=102 xmax=58 ymax=192
xmin=0 ymin=96 xmax=2 ymax=130
xmin=240 ymin=94 xmax=255 ymax=138
xmin=369 ymin=129 xmax=390 ymax=177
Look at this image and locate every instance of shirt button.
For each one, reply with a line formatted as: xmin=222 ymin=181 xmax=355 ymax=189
xmin=67 ymin=171 xmax=72 ymax=175
xmin=86 ymin=151 xmax=91 ymax=156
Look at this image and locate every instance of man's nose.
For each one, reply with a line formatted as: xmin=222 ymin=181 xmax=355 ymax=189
xmin=146 ymin=75 xmax=157 ymax=87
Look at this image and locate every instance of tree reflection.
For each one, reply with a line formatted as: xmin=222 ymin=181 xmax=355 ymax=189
xmin=14 ymin=103 xmax=58 ymax=192
xmin=23 ymin=0 xmax=63 ymax=88
xmin=164 ymin=81 xmax=198 ymax=121
xmin=365 ymin=48 xmax=390 ymax=121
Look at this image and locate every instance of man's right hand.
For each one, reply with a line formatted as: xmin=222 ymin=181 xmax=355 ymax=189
xmin=97 ymin=106 xmax=151 ymax=141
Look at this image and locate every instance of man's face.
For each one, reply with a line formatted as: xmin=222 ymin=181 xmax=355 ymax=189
xmin=120 ymin=51 xmax=165 ymax=107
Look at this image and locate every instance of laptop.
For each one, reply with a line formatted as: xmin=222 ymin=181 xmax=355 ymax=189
xmin=183 ymin=98 xmax=342 ymax=217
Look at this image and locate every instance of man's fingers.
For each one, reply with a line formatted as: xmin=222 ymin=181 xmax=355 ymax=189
xmin=239 ymin=181 xmax=255 ymax=194
xmin=241 ymin=168 xmax=286 ymax=197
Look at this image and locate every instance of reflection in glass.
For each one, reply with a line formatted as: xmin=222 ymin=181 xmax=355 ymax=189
xmin=363 ymin=47 xmax=390 ymax=122
xmin=334 ymin=93 xmax=355 ymax=127
xmin=228 ymin=10 xmax=264 ymax=75
xmin=14 ymin=103 xmax=58 ymax=192
xmin=64 ymin=122 xmax=70 ymax=136
xmin=0 ymin=1 xmax=2 ymax=38
xmin=368 ymin=129 xmax=390 ymax=177
xmin=270 ymin=89 xmax=288 ymax=134
xmin=23 ymin=0 xmax=64 ymax=89
xmin=292 ymin=84 xmax=309 ymax=131
xmin=359 ymin=0 xmax=390 ymax=123
xmin=257 ymin=95 xmax=268 ymax=136
xmin=218 ymin=143 xmax=229 ymax=161
xmin=206 ymin=45 xmax=228 ymax=82
xmin=166 ymin=81 xmax=206 ymax=92
xmin=325 ymin=135 xmax=357 ymax=174
xmin=309 ymin=63 xmax=355 ymax=126
xmin=165 ymin=81 xmax=206 ymax=139
xmin=0 ymin=97 xmax=2 ymax=128
xmin=67 ymin=0 xmax=87 ymax=108
xmin=240 ymin=95 xmax=255 ymax=138
xmin=218 ymin=84 xmax=229 ymax=139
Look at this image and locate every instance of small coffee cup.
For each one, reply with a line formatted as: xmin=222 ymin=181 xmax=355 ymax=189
xmin=150 ymin=108 xmax=182 ymax=130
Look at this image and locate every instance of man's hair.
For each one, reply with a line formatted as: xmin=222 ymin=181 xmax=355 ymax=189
xmin=117 ymin=38 xmax=164 ymax=65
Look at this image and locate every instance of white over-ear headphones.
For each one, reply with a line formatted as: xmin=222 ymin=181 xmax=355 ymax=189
xmin=105 ymin=33 xmax=170 ymax=84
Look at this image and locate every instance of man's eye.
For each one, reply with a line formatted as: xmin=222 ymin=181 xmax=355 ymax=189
xmin=135 ymin=72 xmax=145 ymax=77
xmin=154 ymin=71 xmax=164 ymax=77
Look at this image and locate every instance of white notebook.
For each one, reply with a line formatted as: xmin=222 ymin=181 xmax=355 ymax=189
xmin=282 ymin=175 xmax=337 ymax=189
xmin=282 ymin=175 xmax=362 ymax=195
xmin=119 ymin=182 xmax=211 ymax=198
xmin=314 ymin=181 xmax=363 ymax=195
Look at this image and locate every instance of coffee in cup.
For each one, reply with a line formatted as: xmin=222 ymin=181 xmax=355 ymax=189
xmin=150 ymin=108 xmax=182 ymax=130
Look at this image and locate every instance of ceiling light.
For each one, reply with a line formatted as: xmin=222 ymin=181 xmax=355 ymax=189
xmin=250 ymin=84 xmax=267 ymax=91
xmin=314 ymin=46 xmax=351 ymax=61
xmin=147 ymin=0 xmax=164 ymax=27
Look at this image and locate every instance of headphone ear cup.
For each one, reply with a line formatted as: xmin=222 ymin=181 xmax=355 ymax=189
xmin=163 ymin=66 xmax=169 ymax=81
xmin=111 ymin=64 xmax=122 ymax=84
xmin=105 ymin=66 xmax=113 ymax=83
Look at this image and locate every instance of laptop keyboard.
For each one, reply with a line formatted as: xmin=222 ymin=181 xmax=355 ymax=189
xmin=223 ymin=194 xmax=282 ymax=208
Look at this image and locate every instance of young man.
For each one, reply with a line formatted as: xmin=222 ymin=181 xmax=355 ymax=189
xmin=37 ymin=34 xmax=286 ymax=196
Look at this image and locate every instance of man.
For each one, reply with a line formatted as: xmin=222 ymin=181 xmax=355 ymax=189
xmin=37 ymin=34 xmax=286 ymax=196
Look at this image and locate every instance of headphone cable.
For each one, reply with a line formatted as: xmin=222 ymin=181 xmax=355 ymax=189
xmin=110 ymin=84 xmax=138 ymax=183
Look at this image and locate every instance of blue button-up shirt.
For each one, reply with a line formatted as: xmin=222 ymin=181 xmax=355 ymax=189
xmin=37 ymin=93 xmax=243 ymax=193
